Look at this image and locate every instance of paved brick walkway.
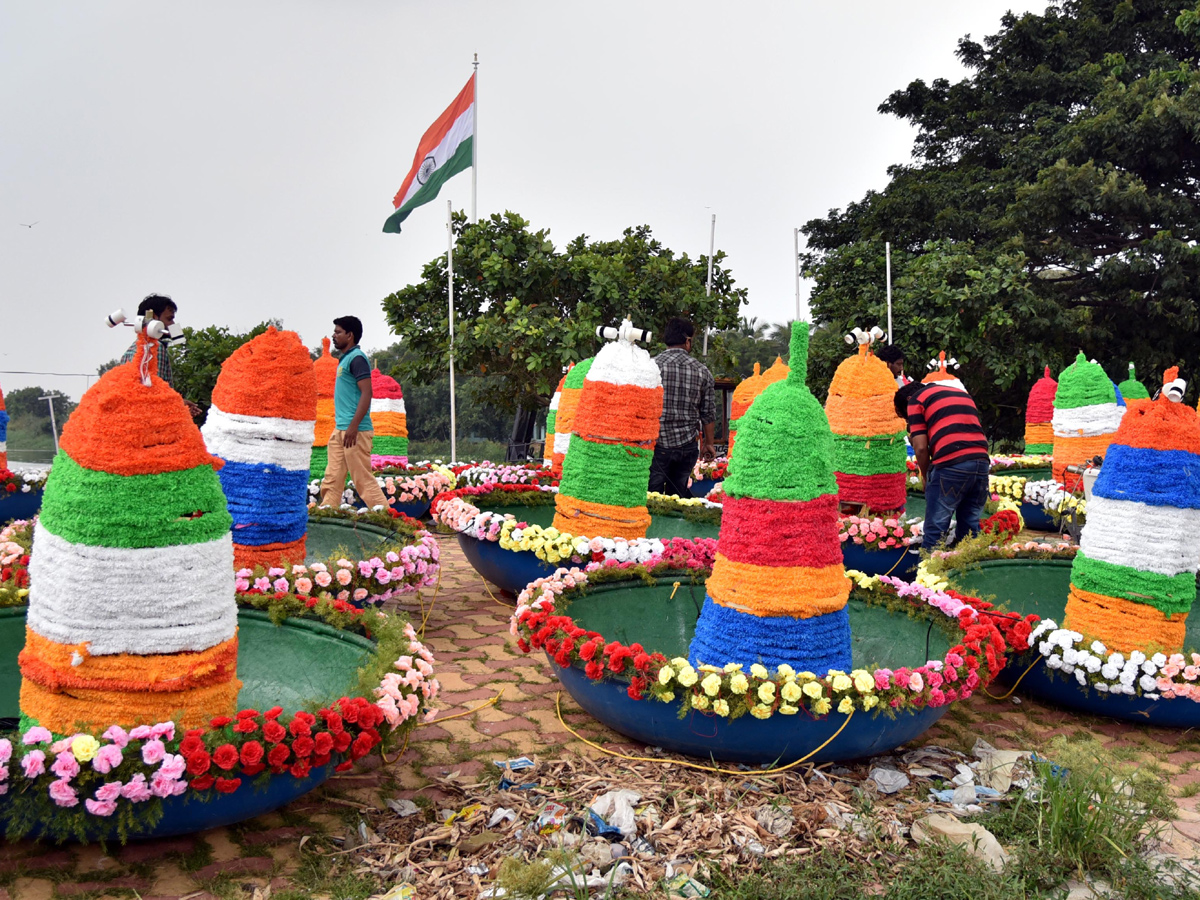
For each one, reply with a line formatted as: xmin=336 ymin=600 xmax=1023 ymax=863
xmin=4 ymin=530 xmax=1200 ymax=897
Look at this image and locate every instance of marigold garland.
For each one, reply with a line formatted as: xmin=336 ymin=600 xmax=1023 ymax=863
xmin=552 ymin=335 xmax=661 ymax=540
xmin=1063 ymin=373 xmax=1200 ymax=654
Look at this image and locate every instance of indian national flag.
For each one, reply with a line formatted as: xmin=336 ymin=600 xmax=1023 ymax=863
xmin=383 ymin=74 xmax=475 ymax=233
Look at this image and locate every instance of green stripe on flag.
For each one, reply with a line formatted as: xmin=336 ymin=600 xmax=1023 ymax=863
xmin=383 ymin=137 xmax=474 ymax=234
xmin=40 ymin=451 xmax=233 ymax=549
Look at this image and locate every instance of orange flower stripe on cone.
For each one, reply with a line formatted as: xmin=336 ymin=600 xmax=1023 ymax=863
xmin=19 ymin=631 xmax=239 ymax=694
xmin=370 ymin=410 xmax=408 ymax=434
xmin=1052 ymin=433 xmax=1119 ymax=490
xmin=234 ymin=537 xmax=308 ymax=572
xmin=1023 ymin=422 xmax=1054 ymax=446
xmin=20 ymin=677 xmax=242 ymax=734
xmin=761 ymin=357 xmax=790 ymax=387
xmin=551 ymin=387 xmax=584 ymax=479
xmin=572 ymin=383 xmax=663 ymax=447
xmin=824 ymin=393 xmax=908 ymax=436
xmin=706 ymin=554 xmax=850 ymax=619
xmin=210 ymin=326 xmax=317 ymax=421
xmin=60 ymin=340 xmax=222 ymax=477
xmin=314 ymin=398 xmax=336 ymax=448
xmin=552 ymin=493 xmax=652 ymax=541
xmin=1063 ymin=585 xmax=1187 ymax=656
xmin=728 ymin=363 xmax=764 ymax=456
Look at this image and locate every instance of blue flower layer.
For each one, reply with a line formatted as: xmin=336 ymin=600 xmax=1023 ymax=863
xmin=688 ymin=595 xmax=852 ymax=674
xmin=217 ymin=459 xmax=310 ymax=546
xmin=1093 ymin=445 xmax=1200 ymax=508
xmin=0 ymin=409 xmax=8 ymax=442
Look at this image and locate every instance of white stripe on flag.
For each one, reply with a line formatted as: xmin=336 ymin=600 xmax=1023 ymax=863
xmin=397 ymin=104 xmax=474 ymax=210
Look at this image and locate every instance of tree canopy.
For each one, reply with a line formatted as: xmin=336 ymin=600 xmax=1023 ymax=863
xmin=802 ymin=0 xmax=1200 ymax=439
xmin=382 ymin=211 xmax=747 ymax=412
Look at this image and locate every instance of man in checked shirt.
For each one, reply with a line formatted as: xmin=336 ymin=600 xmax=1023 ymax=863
xmin=649 ymin=317 xmax=716 ymax=498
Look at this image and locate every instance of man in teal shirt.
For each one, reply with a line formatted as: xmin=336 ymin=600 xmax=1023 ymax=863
xmin=317 ymin=316 xmax=389 ymax=509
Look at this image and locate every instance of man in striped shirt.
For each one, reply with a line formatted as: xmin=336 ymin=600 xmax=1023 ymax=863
xmin=895 ymin=380 xmax=990 ymax=552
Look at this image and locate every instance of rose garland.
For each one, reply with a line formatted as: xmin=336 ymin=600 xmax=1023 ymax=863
xmin=309 ymin=468 xmax=455 ymax=508
xmin=0 ymin=468 xmax=48 ymax=496
xmin=454 ymin=463 xmax=547 ymax=488
xmin=691 ymin=458 xmax=729 ymax=482
xmin=989 ymin=454 xmax=1054 ymax=473
xmin=838 ymin=514 xmax=921 ymax=549
xmin=0 ymin=519 xmax=32 ymax=607
xmin=1022 ymin=479 xmax=1088 ymax=523
xmin=511 ymin=559 xmax=1020 ymax=720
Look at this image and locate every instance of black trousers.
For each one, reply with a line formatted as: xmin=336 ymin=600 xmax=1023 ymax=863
xmin=648 ymin=443 xmax=700 ymax=499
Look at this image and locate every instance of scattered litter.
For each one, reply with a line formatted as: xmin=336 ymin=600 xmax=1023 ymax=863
xmin=372 ymin=885 xmax=416 ymax=900
xmin=590 ymin=789 xmax=641 ymax=837
xmin=536 ymin=801 xmax=569 ymax=834
xmin=1031 ymin=752 xmax=1070 ymax=779
xmin=1012 ymin=696 xmax=1022 ymax=704
xmin=952 ymin=783 xmax=978 ymax=806
xmin=911 ymin=813 xmax=1010 ymax=872
xmin=443 ymin=803 xmax=483 ymax=826
xmin=951 ymin=764 xmax=976 ymax=787
xmin=627 ymin=835 xmax=656 ymax=858
xmin=929 ymin=785 xmax=1001 ymax=804
xmin=465 ymin=864 xmax=488 ymax=876
xmin=734 ymin=833 xmax=766 ymax=856
xmin=972 ymin=738 xmax=1031 ymax=793
xmin=487 ymin=807 xmax=517 ymax=828
xmin=586 ymin=809 xmax=624 ymax=840
xmin=754 ymin=805 xmax=795 ymax=837
xmin=492 ymin=756 xmax=535 ymax=771
xmin=497 ymin=775 xmax=537 ymax=791
xmin=385 ymin=799 xmax=420 ymax=818
xmin=665 ymin=871 xmax=712 ymax=897
xmin=869 ymin=767 xmax=910 ymax=795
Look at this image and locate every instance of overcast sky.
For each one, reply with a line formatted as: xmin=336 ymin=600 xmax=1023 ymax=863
xmin=2 ymin=1 xmax=1043 ymax=403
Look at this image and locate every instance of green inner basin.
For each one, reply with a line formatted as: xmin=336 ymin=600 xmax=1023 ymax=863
xmin=305 ymin=517 xmax=407 ymax=563
xmin=950 ymin=559 xmax=1200 ymax=650
xmin=561 ymin=579 xmax=952 ymax=669
xmin=476 ymin=502 xmax=720 ymax=540
xmin=0 ymin=608 xmax=375 ymax=721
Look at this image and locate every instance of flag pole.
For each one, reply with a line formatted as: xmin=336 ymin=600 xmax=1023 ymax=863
xmin=885 ymin=240 xmax=893 ymax=345
xmin=447 ymin=199 xmax=458 ymax=464
xmin=703 ymin=213 xmax=715 ymax=356
xmin=793 ymin=227 xmax=801 ymax=322
xmin=471 ymin=54 xmax=478 ymax=224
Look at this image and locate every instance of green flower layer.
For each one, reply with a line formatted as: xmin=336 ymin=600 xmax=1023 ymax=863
xmin=1055 ymin=352 xmax=1116 ymax=410
xmin=373 ymin=435 xmax=409 ymax=456
xmin=1071 ymin=551 xmax=1196 ymax=616
xmin=724 ymin=325 xmax=838 ymax=503
xmin=563 ymin=357 xmax=595 ymax=391
xmin=310 ymin=446 xmax=328 ymax=481
xmin=40 ymin=451 xmax=233 ymax=549
xmin=832 ymin=432 xmax=908 ymax=477
xmin=1024 ymin=442 xmax=1053 ymax=454
xmin=559 ymin=437 xmax=654 ymax=508
xmin=1118 ymin=363 xmax=1150 ymax=400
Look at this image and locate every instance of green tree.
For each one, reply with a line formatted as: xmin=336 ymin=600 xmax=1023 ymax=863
xmin=3 ymin=387 xmax=75 ymax=436
xmin=382 ymin=211 xmax=747 ymax=413
xmin=706 ymin=316 xmax=794 ymax=380
xmin=802 ymin=0 xmax=1200 ymax=439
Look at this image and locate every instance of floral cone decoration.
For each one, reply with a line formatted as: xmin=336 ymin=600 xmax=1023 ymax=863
xmin=1052 ymin=352 xmax=1124 ymax=491
xmin=19 ymin=332 xmax=240 ymax=733
xmin=202 ymin=327 xmax=317 ymax=570
xmin=369 ymin=368 xmax=408 ymax=461
xmin=0 ymin=379 xmax=8 ymax=470
xmin=1023 ymin=366 xmax=1058 ymax=454
xmin=1118 ymin=363 xmax=1151 ymax=413
xmin=309 ymin=338 xmax=338 ymax=481
xmin=728 ymin=363 xmax=763 ymax=457
xmin=552 ymin=319 xmax=662 ymax=540
xmin=689 ymin=322 xmax=852 ymax=671
xmin=544 ymin=368 xmax=570 ymax=469
xmin=1062 ymin=368 xmax=1200 ymax=655
xmin=551 ymin=359 xmax=592 ymax=479
xmin=824 ymin=327 xmax=906 ymax=512
xmin=921 ymin=352 xmax=966 ymax=391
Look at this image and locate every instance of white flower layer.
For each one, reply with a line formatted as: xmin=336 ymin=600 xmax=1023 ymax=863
xmin=0 ymin=440 xmax=5 ymax=453
xmin=1079 ymin=495 xmax=1200 ymax=576
xmin=369 ymin=398 xmax=406 ymax=414
xmin=585 ymin=341 xmax=662 ymax=390
xmin=27 ymin=526 xmax=237 ymax=655
xmin=549 ymin=391 xmax=562 ymax=412
xmin=1052 ymin=402 xmax=1124 ymax=437
xmin=202 ymin=405 xmax=315 ymax=471
xmin=554 ymin=432 xmax=571 ymax=455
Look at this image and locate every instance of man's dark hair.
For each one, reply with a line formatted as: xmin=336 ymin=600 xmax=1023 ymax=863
xmin=663 ymin=317 xmax=695 ymax=347
xmin=137 ymin=294 xmax=177 ymax=317
xmin=876 ymin=344 xmax=905 ymax=365
xmin=333 ymin=315 xmax=364 ymax=345
xmin=894 ymin=381 xmax=924 ymax=420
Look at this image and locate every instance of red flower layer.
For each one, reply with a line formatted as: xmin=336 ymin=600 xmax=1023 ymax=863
xmin=835 ymin=472 xmax=906 ymax=511
xmin=1026 ymin=367 xmax=1057 ymax=423
xmin=716 ymin=494 xmax=842 ymax=568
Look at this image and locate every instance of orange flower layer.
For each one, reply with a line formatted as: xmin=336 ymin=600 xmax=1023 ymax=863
xmin=210 ymin=327 xmax=317 ymax=421
xmin=551 ymin=386 xmax=585 ymax=479
xmin=314 ymin=338 xmax=338 ymax=398
xmin=60 ymin=339 xmax=221 ymax=476
xmin=730 ymin=364 xmax=764 ymax=422
xmin=552 ymin=494 xmax=650 ymax=541
xmin=19 ymin=631 xmax=239 ymax=694
xmin=371 ymin=410 xmax=408 ymax=436
xmin=827 ymin=347 xmax=897 ymax=402
xmin=573 ymin=383 xmax=663 ymax=448
xmin=760 ymin=357 xmax=790 ymax=387
xmin=1053 ymin=433 xmax=1117 ymax=487
xmin=21 ymin=677 xmax=241 ymax=734
xmin=825 ymin=393 xmax=905 ymax=436
xmin=314 ymin=398 xmax=336 ymax=447
xmin=1023 ymin=422 xmax=1053 ymax=445
xmin=1064 ymin=584 xmax=1187 ymax=655
xmin=707 ymin=554 xmax=850 ymax=619
xmin=235 ymin=537 xmax=307 ymax=570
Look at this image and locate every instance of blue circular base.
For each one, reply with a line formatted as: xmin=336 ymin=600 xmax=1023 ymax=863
xmin=391 ymin=499 xmax=432 ymax=519
xmin=554 ymin=656 xmax=948 ymax=764
xmin=690 ymin=479 xmax=721 ymax=499
xmin=0 ymin=490 xmax=42 ymax=525
xmin=841 ymin=542 xmax=919 ymax=580
xmin=995 ymin=654 xmax=1200 ymax=727
xmin=457 ymin=532 xmax=556 ymax=595
xmin=1020 ymin=502 xmax=1057 ymax=532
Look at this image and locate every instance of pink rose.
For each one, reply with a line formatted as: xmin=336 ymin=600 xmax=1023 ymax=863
xmin=0 ymin=739 xmax=11 ymax=764
xmin=295 ymin=577 xmax=313 ymax=595
xmin=315 ymin=571 xmax=333 ymax=588
xmin=22 ymin=726 xmax=51 ymax=745
xmin=141 ymin=740 xmax=166 ymax=765
xmin=157 ymin=753 xmax=186 ymax=781
xmin=254 ymin=577 xmax=271 ymax=592
xmin=151 ymin=722 xmax=175 ymax=742
xmin=128 ymin=725 xmax=153 ymax=740
xmin=51 ymin=751 xmax=80 ymax=780
xmin=268 ymin=567 xmax=285 ymax=577
xmin=908 ymin=672 xmax=924 ymax=691
xmin=49 ymin=779 xmax=78 ymax=807
xmin=84 ymin=798 xmax=117 ymax=816
xmin=273 ymin=578 xmax=290 ymax=593
xmin=22 ymin=750 xmax=45 ymax=777
xmin=375 ymin=569 xmax=391 ymax=585
xmin=94 ymin=781 xmax=123 ymax=802
xmin=121 ymin=774 xmax=153 ymax=802
xmin=336 ymin=569 xmax=352 ymax=586
xmin=92 ymin=745 xmax=123 ymax=774
xmin=235 ymin=578 xmax=251 ymax=592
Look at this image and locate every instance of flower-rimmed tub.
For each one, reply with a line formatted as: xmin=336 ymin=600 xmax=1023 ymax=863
xmin=510 ymin=559 xmax=1028 ymax=764
xmin=0 ymin=469 xmax=47 ymax=526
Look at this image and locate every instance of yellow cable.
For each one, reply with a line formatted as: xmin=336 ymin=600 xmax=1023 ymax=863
xmin=984 ymin=656 xmax=1043 ymax=700
xmin=553 ymin=691 xmax=853 ymax=777
xmin=480 ymin=575 xmax=514 ymax=608
xmin=417 ymin=565 xmax=443 ymax=637
xmin=421 ymin=688 xmax=506 ymax=725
